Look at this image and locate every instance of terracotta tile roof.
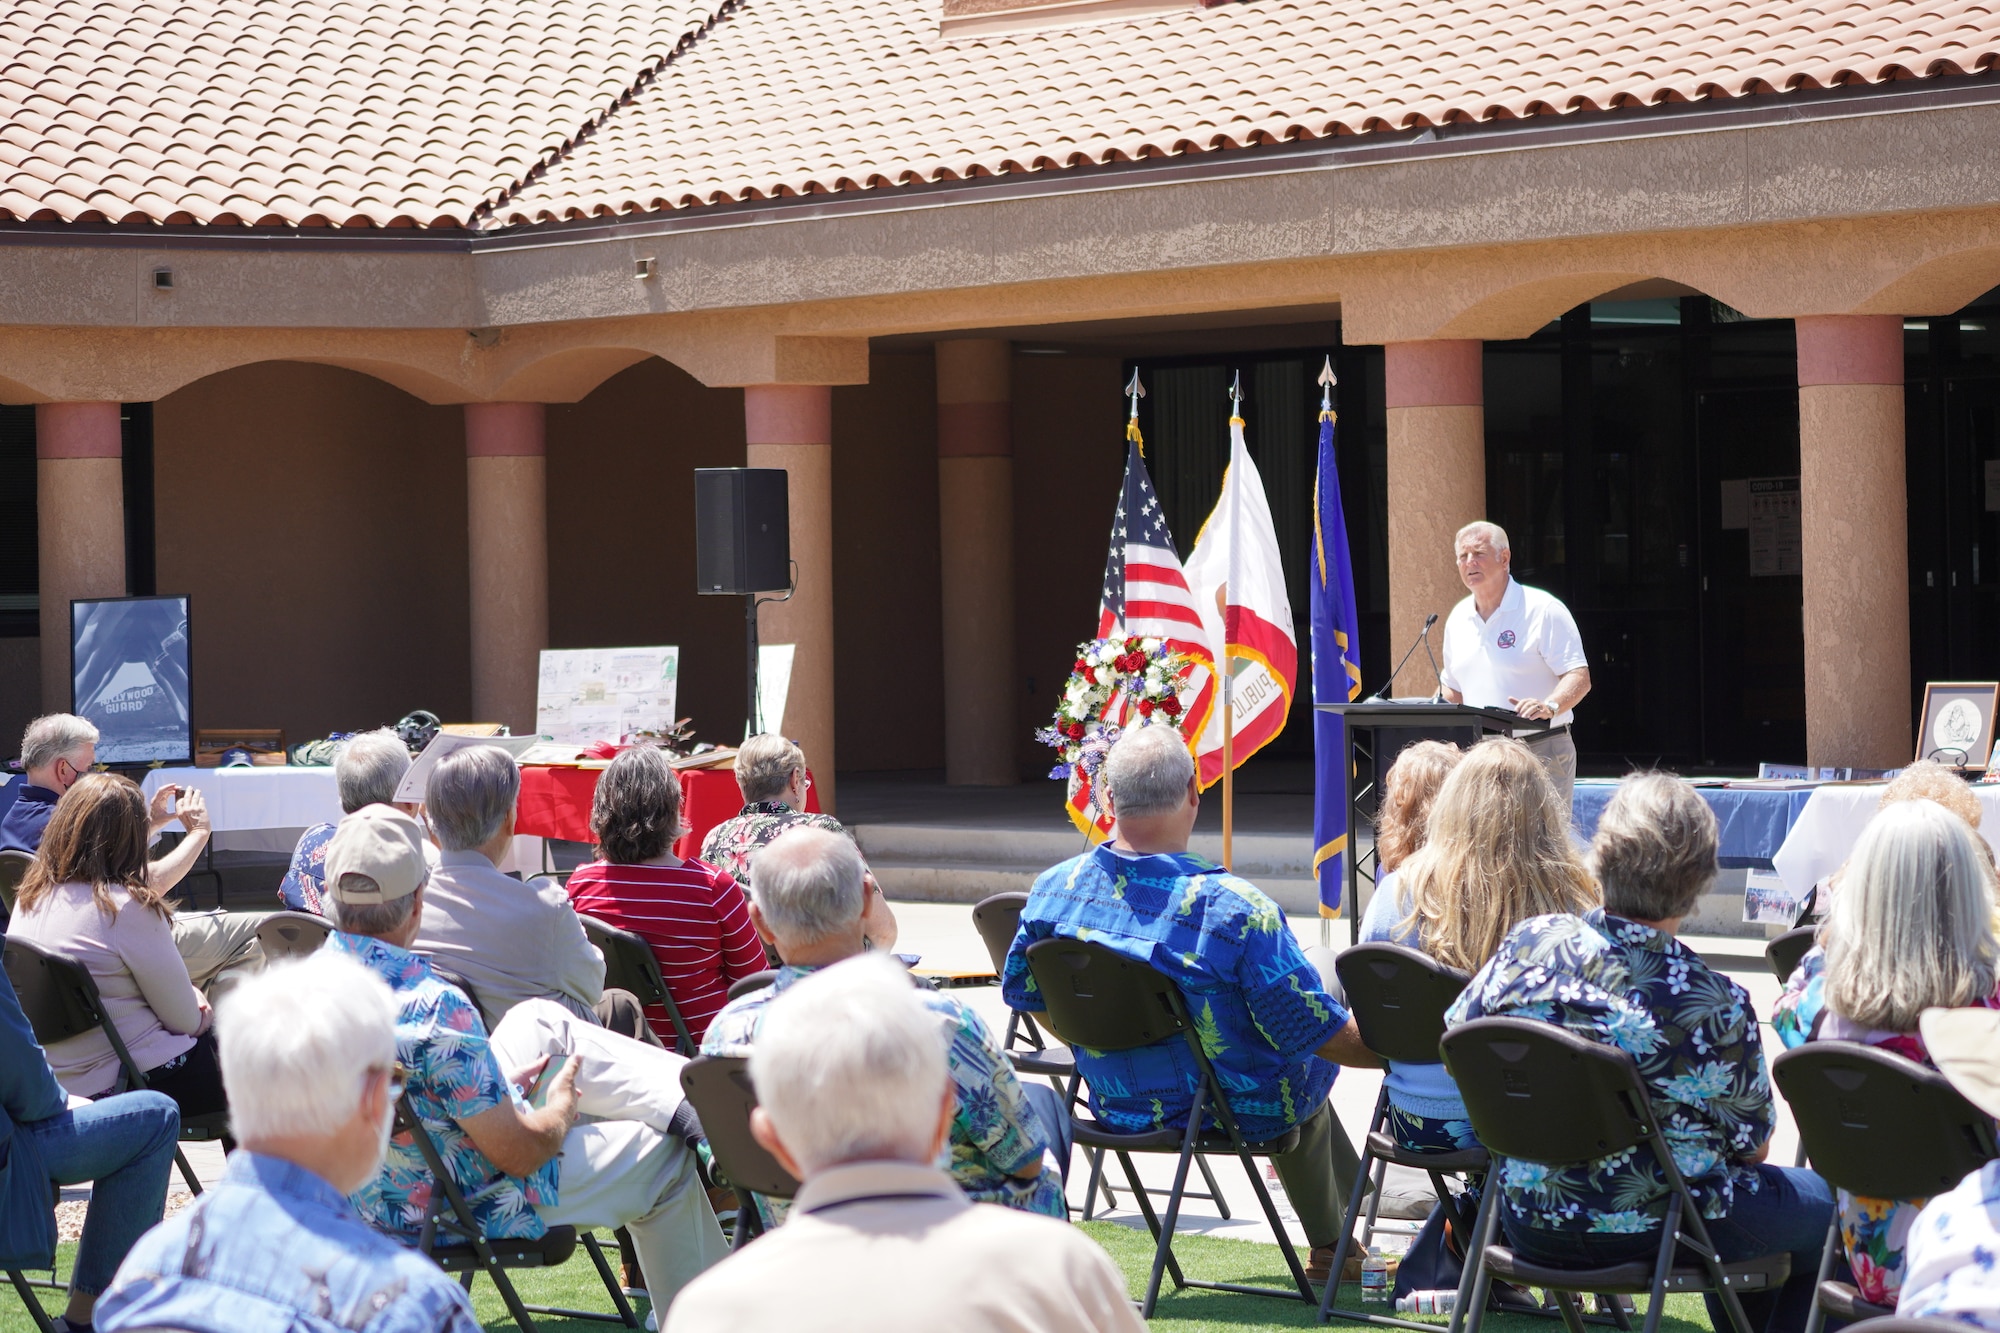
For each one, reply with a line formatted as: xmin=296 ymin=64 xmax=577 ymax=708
xmin=0 ymin=0 xmax=726 ymax=228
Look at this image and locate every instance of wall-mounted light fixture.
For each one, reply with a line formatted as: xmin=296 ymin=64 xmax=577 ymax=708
xmin=152 ymin=267 xmax=173 ymax=289
xmin=635 ymin=257 xmax=657 ymax=280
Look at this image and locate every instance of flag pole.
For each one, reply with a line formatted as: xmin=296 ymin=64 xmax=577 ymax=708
xmin=1222 ymin=371 xmax=1243 ymax=872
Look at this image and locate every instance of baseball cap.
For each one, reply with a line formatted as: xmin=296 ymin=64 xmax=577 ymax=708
xmin=324 ymin=804 xmax=429 ymax=904
xmin=1918 ymin=1006 xmax=2000 ymax=1121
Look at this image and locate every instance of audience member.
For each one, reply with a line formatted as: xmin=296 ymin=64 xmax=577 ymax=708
xmin=1448 ymin=773 xmax=1832 ymax=1333
xmin=1770 ymin=800 xmax=2000 ymax=1307
xmin=279 ymin=729 xmax=428 ymax=914
xmin=667 ymin=955 xmax=1144 ymax=1333
xmin=1002 ymin=724 xmax=1379 ymax=1283
xmin=1881 ymin=759 xmax=1984 ymax=829
xmin=10 ymin=775 xmax=235 ymax=1142
xmin=704 ymin=827 xmax=1060 ymax=1217
xmin=0 ymin=953 xmax=177 ymax=1333
xmin=323 ymin=804 xmax=729 ymax=1312
xmin=1896 ymin=1005 xmax=2000 ymax=1330
xmin=95 ymin=952 xmax=480 ymax=1333
xmin=566 ymin=746 xmax=766 ymax=1043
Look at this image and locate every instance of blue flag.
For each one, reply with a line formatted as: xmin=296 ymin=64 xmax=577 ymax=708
xmin=1310 ymin=391 xmax=1363 ymax=917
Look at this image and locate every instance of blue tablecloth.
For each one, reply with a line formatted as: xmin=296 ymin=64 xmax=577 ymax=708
xmin=1571 ymin=780 xmax=1817 ymax=869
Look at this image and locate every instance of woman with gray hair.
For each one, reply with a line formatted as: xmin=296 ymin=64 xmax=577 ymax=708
xmin=278 ymin=729 xmax=418 ymax=914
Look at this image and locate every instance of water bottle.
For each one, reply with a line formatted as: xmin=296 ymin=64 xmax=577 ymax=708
xmin=1360 ymin=1249 xmax=1389 ymax=1303
xmin=1397 ymin=1290 xmax=1459 ymax=1315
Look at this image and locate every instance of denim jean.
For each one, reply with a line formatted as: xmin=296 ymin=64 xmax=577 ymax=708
xmin=20 ymin=1090 xmax=179 ymax=1295
xmin=1500 ymin=1164 xmax=1835 ymax=1333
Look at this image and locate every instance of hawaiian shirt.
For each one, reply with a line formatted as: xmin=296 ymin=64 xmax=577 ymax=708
xmin=1899 ymin=1161 xmax=2000 ymax=1330
xmin=279 ymin=822 xmax=336 ymax=913
xmin=1445 ymin=909 xmax=1773 ymax=1235
xmin=699 ymin=803 xmax=867 ymax=894
xmin=703 ymin=961 xmax=1063 ymax=1218
xmin=327 ymin=931 xmax=560 ymax=1240
xmin=1001 ymin=845 xmax=1346 ymax=1143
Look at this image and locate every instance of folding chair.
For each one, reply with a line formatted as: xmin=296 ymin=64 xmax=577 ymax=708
xmin=726 ymin=970 xmax=777 ymax=1001
xmin=1772 ymin=1041 xmax=1999 ymax=1333
xmin=1317 ymin=943 xmax=1485 ymax=1330
xmin=1441 ymin=1017 xmax=1790 ymax=1333
xmin=1765 ymin=926 xmax=1817 ymax=983
xmin=396 ymin=1094 xmax=639 ymax=1332
xmin=7 ymin=1267 xmax=56 ymax=1333
xmin=256 ymin=909 xmax=331 ymax=960
xmin=3 ymin=936 xmax=221 ymax=1195
xmin=1026 ymin=936 xmax=1316 ymax=1317
xmin=0 ymin=848 xmax=30 ymax=916
xmin=679 ymin=1054 xmax=800 ymax=1248
xmin=577 ymin=914 xmax=697 ymax=1055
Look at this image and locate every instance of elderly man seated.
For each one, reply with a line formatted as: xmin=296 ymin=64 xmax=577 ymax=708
xmin=322 ymin=805 xmax=730 ymax=1314
xmin=1447 ymin=774 xmax=1833 ymax=1333
xmin=95 ymin=952 xmax=481 ymax=1333
xmin=1002 ymin=723 xmax=1377 ymax=1282
xmin=1898 ymin=1006 xmax=2000 ymax=1329
xmin=668 ymin=955 xmax=1143 ymax=1333
xmin=279 ymin=728 xmax=434 ymax=914
xmin=704 ymin=826 xmax=1060 ymax=1216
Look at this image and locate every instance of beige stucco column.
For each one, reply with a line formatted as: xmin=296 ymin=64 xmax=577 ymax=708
xmin=1797 ymin=315 xmax=1909 ymax=769
xmin=935 ymin=340 xmax=1018 ymax=786
xmin=1383 ymin=341 xmax=1484 ymax=697
xmin=745 ymin=385 xmax=838 ymax=812
xmin=464 ymin=402 xmax=548 ymax=735
xmin=37 ymin=402 xmax=125 ymax=711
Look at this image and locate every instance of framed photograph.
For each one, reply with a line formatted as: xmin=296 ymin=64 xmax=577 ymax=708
xmin=70 ymin=595 xmax=193 ymax=766
xmin=1916 ymin=681 xmax=2000 ymax=771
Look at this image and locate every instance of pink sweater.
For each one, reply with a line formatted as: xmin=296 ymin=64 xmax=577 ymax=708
xmin=9 ymin=881 xmax=203 ymax=1096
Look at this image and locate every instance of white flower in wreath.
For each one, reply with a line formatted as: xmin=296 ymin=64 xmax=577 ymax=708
xmin=1144 ymin=667 xmax=1165 ymax=692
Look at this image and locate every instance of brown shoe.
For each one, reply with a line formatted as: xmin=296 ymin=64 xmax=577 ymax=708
xmin=1306 ymin=1244 xmax=1365 ymax=1284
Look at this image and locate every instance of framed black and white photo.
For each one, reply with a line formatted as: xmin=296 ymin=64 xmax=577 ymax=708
xmin=1916 ymin=681 xmax=2000 ymax=771
xmin=70 ymin=595 xmax=193 ymax=766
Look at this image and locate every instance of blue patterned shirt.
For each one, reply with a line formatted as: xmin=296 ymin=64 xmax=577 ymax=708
xmin=328 ymin=931 xmax=560 ymax=1240
xmin=279 ymin=822 xmax=337 ymax=913
xmin=1001 ymin=845 xmax=1347 ymax=1143
xmin=1445 ymin=910 xmax=1774 ymax=1235
xmin=97 ymin=1151 xmax=482 ymax=1333
xmin=703 ymin=961 xmax=1063 ymax=1217
xmin=1899 ymin=1162 xmax=2000 ymax=1329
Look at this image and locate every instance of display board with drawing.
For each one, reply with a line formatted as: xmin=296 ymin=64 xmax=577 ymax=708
xmin=536 ymin=646 xmax=680 ymax=745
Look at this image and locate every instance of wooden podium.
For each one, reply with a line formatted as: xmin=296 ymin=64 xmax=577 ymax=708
xmin=1317 ymin=700 xmax=1550 ymax=941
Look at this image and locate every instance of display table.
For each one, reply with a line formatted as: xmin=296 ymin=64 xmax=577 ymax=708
xmin=1772 ymin=783 xmax=2000 ymax=896
xmin=515 ymin=765 xmax=819 ymax=859
xmin=1571 ymin=780 xmax=1817 ymax=870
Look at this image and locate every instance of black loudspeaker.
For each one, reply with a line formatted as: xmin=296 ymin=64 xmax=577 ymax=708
xmin=695 ymin=468 xmax=791 ymax=594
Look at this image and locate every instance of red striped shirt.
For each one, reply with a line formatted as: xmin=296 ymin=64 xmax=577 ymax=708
xmin=565 ymin=858 xmax=767 ymax=1043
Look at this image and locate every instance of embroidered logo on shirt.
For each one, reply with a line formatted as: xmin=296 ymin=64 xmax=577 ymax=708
xmin=1496 ymin=630 xmax=1517 ymax=648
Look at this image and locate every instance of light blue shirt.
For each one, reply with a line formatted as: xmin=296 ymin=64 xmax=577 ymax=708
xmin=1900 ymin=1161 xmax=2000 ymax=1330
xmin=1356 ymin=871 xmax=1469 ymax=1122
xmin=97 ymin=1151 xmax=482 ymax=1333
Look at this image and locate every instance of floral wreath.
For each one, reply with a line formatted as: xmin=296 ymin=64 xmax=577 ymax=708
xmin=1036 ymin=636 xmax=1197 ymax=795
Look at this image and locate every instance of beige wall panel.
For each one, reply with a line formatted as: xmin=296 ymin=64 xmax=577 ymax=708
xmin=153 ymin=362 xmax=471 ymax=741
xmin=748 ymin=437 xmax=837 ymax=810
xmin=939 ymin=455 xmax=1017 ymax=785
xmin=467 ymin=454 xmax=548 ymax=734
xmin=37 ymin=457 xmax=124 ymax=711
xmin=1800 ymin=383 xmax=1910 ymax=768
xmin=1386 ymin=404 xmax=1485 ymax=699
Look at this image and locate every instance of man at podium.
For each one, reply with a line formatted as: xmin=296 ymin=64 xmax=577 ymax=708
xmin=1438 ymin=521 xmax=1591 ymax=806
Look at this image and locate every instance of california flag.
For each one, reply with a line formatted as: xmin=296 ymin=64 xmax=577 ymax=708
xmin=1183 ymin=411 xmax=1298 ymax=788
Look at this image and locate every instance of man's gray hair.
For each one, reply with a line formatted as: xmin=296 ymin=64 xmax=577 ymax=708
xmin=21 ymin=714 xmax=98 ymax=775
xmin=1454 ymin=521 xmax=1510 ymax=554
xmin=1591 ymin=773 xmax=1718 ymax=923
xmin=215 ymin=950 xmax=397 ymax=1142
xmin=736 ymin=733 xmax=806 ymax=804
xmin=426 ymin=745 xmax=520 ymax=852
xmin=1105 ymin=723 xmax=1195 ymax=819
xmin=334 ymin=729 xmax=412 ymax=814
xmin=749 ymin=953 xmax=949 ymax=1175
xmin=329 ymin=885 xmax=422 ymax=938
xmin=749 ymin=827 xmax=865 ymax=945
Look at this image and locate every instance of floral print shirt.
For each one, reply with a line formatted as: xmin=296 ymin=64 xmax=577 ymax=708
xmin=328 ymin=931 xmax=560 ymax=1240
xmin=278 ymin=822 xmax=337 ymax=913
xmin=1001 ymin=844 xmax=1347 ymax=1143
xmin=703 ymin=962 xmax=1063 ymax=1218
xmin=698 ymin=803 xmax=867 ymax=894
xmin=1900 ymin=1161 xmax=2000 ymax=1329
xmin=1446 ymin=909 xmax=1773 ymax=1235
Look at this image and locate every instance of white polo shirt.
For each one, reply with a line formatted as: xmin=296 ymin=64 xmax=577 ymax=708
xmin=1438 ymin=577 xmax=1588 ymax=728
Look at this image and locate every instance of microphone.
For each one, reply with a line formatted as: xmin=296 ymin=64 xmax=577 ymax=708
xmin=1369 ymin=613 xmax=1438 ymax=701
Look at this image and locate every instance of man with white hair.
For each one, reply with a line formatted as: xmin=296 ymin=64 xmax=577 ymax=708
xmin=278 ymin=727 xmax=433 ymax=913
xmin=322 ymin=804 xmax=729 ymax=1315
xmin=1439 ymin=520 xmax=1590 ymax=807
xmin=1003 ymin=723 xmax=1378 ymax=1284
xmin=668 ymin=955 xmax=1144 ymax=1333
xmin=703 ymin=826 xmax=1060 ymax=1218
xmin=94 ymin=952 xmax=481 ymax=1333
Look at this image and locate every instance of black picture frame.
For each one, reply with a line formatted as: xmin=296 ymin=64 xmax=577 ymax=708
xmin=70 ymin=594 xmax=193 ymax=767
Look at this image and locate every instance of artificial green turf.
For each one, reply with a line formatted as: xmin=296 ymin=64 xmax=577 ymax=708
xmin=3 ymin=1229 xmax=1723 ymax=1333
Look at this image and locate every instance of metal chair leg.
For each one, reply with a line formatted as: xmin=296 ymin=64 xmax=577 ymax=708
xmin=578 ymin=1231 xmax=641 ymax=1328
xmin=6 ymin=1270 xmax=56 ymax=1333
xmin=1317 ymin=1131 xmax=1379 ymax=1322
xmin=173 ymin=1146 xmax=204 ymax=1195
xmin=1237 ymin=1150 xmax=1314 ymax=1302
xmin=1196 ymin=1154 xmax=1232 ymax=1220
xmin=1139 ymin=1132 xmax=1203 ymax=1318
xmin=1457 ymin=1172 xmax=1505 ymax=1333
xmin=1802 ymin=1213 xmax=1840 ymax=1333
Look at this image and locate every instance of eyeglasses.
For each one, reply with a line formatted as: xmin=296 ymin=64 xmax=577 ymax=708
xmin=372 ymin=1062 xmax=411 ymax=1100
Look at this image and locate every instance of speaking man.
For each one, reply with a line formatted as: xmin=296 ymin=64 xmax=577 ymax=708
xmin=1438 ymin=521 xmax=1590 ymax=807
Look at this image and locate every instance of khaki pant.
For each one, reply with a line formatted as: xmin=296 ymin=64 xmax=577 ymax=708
xmin=170 ymin=910 xmax=269 ymax=994
xmin=1523 ymin=727 xmax=1577 ymax=816
xmin=1270 ymin=1101 xmax=1365 ymax=1249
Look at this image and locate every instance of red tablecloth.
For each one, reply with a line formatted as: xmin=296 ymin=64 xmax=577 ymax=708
xmin=516 ymin=765 xmax=819 ymax=860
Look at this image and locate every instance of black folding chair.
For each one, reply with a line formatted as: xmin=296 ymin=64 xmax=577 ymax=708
xmin=1773 ymin=1041 xmax=2000 ymax=1333
xmin=726 ymin=970 xmax=777 ymax=1001
xmin=3 ymin=936 xmax=220 ymax=1195
xmin=1441 ymin=1017 xmax=1789 ymax=1333
xmin=679 ymin=1054 xmax=800 ymax=1248
xmin=395 ymin=1094 xmax=638 ymax=1332
xmin=1318 ymin=943 xmax=1485 ymax=1330
xmin=0 ymin=848 xmax=30 ymax=917
xmin=6 ymin=1267 xmax=56 ymax=1333
xmin=1026 ymin=936 xmax=1315 ymax=1317
xmin=256 ymin=909 xmax=331 ymax=960
xmin=578 ymin=914 xmax=698 ymax=1055
xmin=1765 ymin=926 xmax=1817 ymax=983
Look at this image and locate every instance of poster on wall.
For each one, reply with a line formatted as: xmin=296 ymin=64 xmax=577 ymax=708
xmin=71 ymin=595 xmax=193 ymax=765
xmin=1747 ymin=477 xmax=1802 ymax=577
xmin=536 ymin=646 xmax=680 ymax=745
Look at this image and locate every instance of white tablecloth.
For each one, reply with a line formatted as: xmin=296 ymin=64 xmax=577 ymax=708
xmin=1771 ymin=783 xmax=2000 ymax=895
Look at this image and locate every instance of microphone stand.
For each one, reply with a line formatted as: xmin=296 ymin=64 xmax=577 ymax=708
xmin=1368 ymin=613 xmax=1439 ymax=701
